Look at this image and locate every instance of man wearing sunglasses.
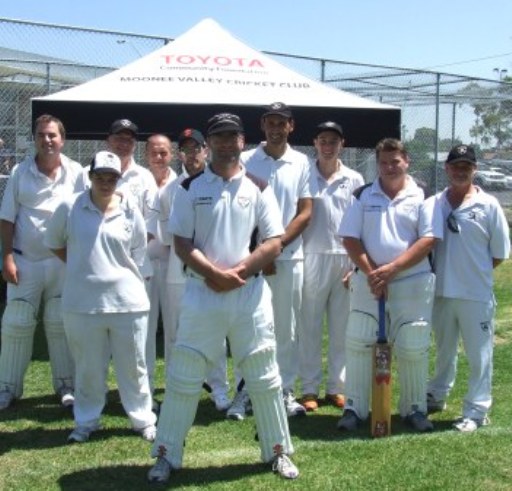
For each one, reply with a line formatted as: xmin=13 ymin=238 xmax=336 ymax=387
xmin=427 ymin=144 xmax=510 ymax=432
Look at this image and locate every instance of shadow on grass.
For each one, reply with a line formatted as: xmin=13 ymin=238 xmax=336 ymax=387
xmin=0 ymin=424 xmax=166 ymax=455
xmin=58 ymin=462 xmax=268 ymax=490
xmin=287 ymin=412 xmax=460 ymax=442
xmin=0 ymin=393 xmax=74 ymax=424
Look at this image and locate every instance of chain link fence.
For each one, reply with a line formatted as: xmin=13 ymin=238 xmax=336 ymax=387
xmin=1 ymin=17 xmax=511 ymax=211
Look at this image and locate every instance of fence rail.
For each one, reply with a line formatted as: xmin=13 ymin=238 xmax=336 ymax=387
xmin=1 ymin=17 xmax=511 ymax=205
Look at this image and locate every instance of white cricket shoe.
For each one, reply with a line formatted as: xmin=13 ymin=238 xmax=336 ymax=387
xmin=453 ymin=416 xmax=490 ymax=433
xmin=226 ymin=389 xmax=251 ymax=421
xmin=137 ymin=424 xmax=157 ymax=442
xmin=272 ymin=454 xmax=299 ymax=479
xmin=58 ymin=387 xmax=75 ymax=408
xmin=283 ymin=390 xmax=306 ymax=417
xmin=0 ymin=390 xmax=14 ymax=410
xmin=147 ymin=457 xmax=172 ymax=483
xmin=211 ymin=392 xmax=231 ymax=412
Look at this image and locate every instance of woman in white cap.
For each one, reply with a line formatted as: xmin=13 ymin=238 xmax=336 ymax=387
xmin=44 ymin=151 xmax=157 ymax=443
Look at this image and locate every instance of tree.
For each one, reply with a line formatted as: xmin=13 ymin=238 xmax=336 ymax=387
xmin=464 ymin=79 xmax=512 ymax=151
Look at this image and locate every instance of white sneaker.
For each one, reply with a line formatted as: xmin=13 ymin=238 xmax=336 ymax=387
xmin=58 ymin=387 xmax=75 ymax=408
xmin=453 ymin=416 xmax=490 ymax=433
xmin=147 ymin=457 xmax=172 ymax=483
xmin=283 ymin=390 xmax=306 ymax=417
xmin=226 ymin=390 xmax=251 ymax=421
xmin=211 ymin=392 xmax=232 ymax=411
xmin=67 ymin=424 xmax=100 ymax=443
xmin=272 ymin=454 xmax=299 ymax=479
xmin=0 ymin=390 xmax=14 ymax=410
xmin=138 ymin=424 xmax=157 ymax=442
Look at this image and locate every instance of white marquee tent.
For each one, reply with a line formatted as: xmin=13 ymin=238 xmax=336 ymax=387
xmin=32 ymin=18 xmax=400 ymax=146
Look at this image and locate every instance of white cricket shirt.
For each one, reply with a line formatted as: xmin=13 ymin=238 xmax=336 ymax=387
xmin=303 ymin=160 xmax=364 ymax=254
xmin=432 ymin=187 xmax=510 ymax=302
xmin=169 ymin=165 xmax=284 ymax=270
xmin=241 ymin=143 xmax=315 ymax=260
xmin=158 ymin=172 xmax=189 ymax=285
xmin=0 ymin=154 xmax=83 ymax=261
xmin=339 ymin=176 xmax=443 ymax=279
xmin=44 ymin=190 xmax=149 ymax=313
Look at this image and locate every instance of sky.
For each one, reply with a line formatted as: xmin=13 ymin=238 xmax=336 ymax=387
xmin=1 ymin=0 xmax=511 ymax=80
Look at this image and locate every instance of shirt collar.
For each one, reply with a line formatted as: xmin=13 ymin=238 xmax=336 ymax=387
xmin=371 ymin=175 xmax=420 ymax=200
xmin=204 ymin=164 xmax=245 ymax=183
xmin=255 ymin=142 xmax=295 ymax=164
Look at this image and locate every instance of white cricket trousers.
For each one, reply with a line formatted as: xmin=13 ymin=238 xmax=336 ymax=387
xmin=63 ymin=311 xmax=156 ymax=430
xmin=265 ymin=259 xmax=303 ymax=391
xmin=146 ymin=257 xmax=173 ymax=392
xmin=300 ymin=253 xmax=352 ymax=396
xmin=428 ymin=297 xmax=495 ymax=420
xmin=166 ymin=282 xmax=229 ymax=397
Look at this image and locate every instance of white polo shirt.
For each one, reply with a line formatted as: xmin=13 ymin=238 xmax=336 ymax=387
xmin=146 ymin=169 xmax=177 ymax=261
xmin=0 ymin=154 xmax=83 ymax=261
xmin=339 ymin=176 xmax=443 ymax=280
xmin=432 ymin=187 xmax=510 ymax=302
xmin=169 ymin=165 xmax=284 ymax=270
xmin=303 ymin=160 xmax=364 ymax=254
xmin=241 ymin=143 xmax=315 ymax=260
xmin=44 ymin=190 xmax=149 ymax=314
xmin=156 ymin=171 xmax=189 ymax=285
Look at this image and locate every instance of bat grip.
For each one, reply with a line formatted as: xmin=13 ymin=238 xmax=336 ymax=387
xmin=377 ymin=296 xmax=386 ymax=343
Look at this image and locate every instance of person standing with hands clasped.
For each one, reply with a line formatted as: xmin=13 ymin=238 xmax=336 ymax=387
xmin=338 ymin=138 xmax=442 ymax=433
xmin=147 ymin=113 xmax=298 ymax=483
xmin=427 ymin=144 xmax=510 ymax=432
xmin=44 ymin=151 xmax=157 ymax=443
xmin=157 ymin=129 xmax=231 ymax=412
xmin=237 ymin=102 xmax=314 ymax=419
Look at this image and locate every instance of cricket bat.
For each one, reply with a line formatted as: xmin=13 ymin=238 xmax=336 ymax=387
xmin=371 ymin=296 xmax=392 ymax=437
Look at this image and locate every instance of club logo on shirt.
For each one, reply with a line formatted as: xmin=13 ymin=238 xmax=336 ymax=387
xmin=338 ymin=180 xmax=348 ymax=189
xmin=237 ymin=196 xmax=251 ymax=208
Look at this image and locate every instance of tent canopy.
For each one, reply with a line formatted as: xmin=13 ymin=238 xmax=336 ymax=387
xmin=32 ymin=19 xmax=400 ymax=147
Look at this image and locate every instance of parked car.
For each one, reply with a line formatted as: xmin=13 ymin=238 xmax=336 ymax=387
xmin=490 ymin=166 xmax=512 ymax=189
xmin=474 ymin=163 xmax=507 ymax=190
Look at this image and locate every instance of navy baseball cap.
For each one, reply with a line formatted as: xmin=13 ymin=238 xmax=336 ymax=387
xmin=315 ymin=121 xmax=344 ymax=138
xmin=207 ymin=113 xmax=244 ymax=136
xmin=446 ymin=144 xmax=477 ymax=165
xmin=178 ymin=128 xmax=206 ymax=148
xmin=109 ymin=119 xmax=138 ymax=136
xmin=262 ymin=102 xmax=293 ymax=119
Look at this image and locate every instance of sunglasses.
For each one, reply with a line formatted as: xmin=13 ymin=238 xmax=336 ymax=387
xmin=446 ymin=211 xmax=460 ymax=233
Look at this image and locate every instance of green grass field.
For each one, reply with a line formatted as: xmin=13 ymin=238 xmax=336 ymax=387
xmin=0 ymin=261 xmax=511 ymax=490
